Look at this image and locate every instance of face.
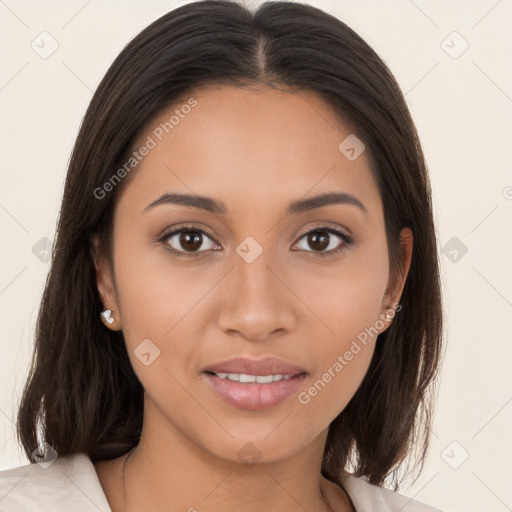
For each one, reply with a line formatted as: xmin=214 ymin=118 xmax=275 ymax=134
xmin=93 ymin=84 xmax=412 ymax=464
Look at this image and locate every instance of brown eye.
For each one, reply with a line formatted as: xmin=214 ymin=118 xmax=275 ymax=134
xmin=293 ymin=227 xmax=352 ymax=257
xmin=160 ymin=226 xmax=219 ymax=256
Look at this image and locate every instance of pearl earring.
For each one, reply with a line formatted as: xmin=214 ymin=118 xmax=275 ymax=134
xmin=100 ymin=309 xmax=115 ymax=326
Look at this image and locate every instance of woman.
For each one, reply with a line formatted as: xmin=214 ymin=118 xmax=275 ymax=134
xmin=0 ymin=1 xmax=445 ymax=510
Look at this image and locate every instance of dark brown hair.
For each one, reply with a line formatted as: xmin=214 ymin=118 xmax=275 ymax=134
xmin=16 ymin=0 xmax=443 ymax=490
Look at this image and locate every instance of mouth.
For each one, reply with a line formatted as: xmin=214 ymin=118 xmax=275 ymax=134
xmin=201 ymin=357 xmax=307 ymax=410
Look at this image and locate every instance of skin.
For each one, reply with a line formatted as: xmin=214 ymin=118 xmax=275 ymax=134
xmin=91 ymin=84 xmax=413 ymax=512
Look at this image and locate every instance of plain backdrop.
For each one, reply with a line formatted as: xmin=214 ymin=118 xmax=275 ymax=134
xmin=1 ymin=1 xmax=511 ymax=511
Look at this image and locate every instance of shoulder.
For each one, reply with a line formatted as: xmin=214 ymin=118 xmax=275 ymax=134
xmin=339 ymin=472 xmax=446 ymax=512
xmin=0 ymin=452 xmax=111 ymax=512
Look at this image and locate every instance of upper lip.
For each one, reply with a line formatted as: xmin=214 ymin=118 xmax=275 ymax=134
xmin=203 ymin=357 xmax=306 ymax=376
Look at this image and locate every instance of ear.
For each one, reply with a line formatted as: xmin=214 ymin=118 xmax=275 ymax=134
xmin=91 ymin=234 xmax=122 ymax=330
xmin=380 ymin=227 xmax=413 ymax=329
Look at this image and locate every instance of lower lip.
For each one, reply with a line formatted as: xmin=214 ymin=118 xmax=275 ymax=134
xmin=203 ymin=372 xmax=306 ymax=410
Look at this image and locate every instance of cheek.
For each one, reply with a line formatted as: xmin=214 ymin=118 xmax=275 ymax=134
xmin=298 ymin=231 xmax=390 ymax=344
xmin=113 ymin=229 xmax=207 ymax=335
xmin=294 ymin=237 xmax=389 ymax=425
xmin=111 ymin=233 xmax=215 ymax=381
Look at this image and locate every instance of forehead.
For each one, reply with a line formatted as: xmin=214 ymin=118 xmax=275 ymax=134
xmin=117 ymin=84 xmax=381 ymax=219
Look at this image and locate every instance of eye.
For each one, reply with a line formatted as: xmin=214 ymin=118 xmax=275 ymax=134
xmin=157 ymin=224 xmax=353 ymax=259
xmin=158 ymin=224 xmax=220 ymax=257
xmin=293 ymin=227 xmax=352 ymax=257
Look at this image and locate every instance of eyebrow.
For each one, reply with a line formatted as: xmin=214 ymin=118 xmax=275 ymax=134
xmin=143 ymin=191 xmax=367 ymax=216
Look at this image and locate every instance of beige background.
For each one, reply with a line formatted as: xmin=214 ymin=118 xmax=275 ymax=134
xmin=1 ymin=1 xmax=511 ymax=511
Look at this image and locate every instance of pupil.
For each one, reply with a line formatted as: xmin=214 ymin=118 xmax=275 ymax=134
xmin=309 ymin=231 xmax=329 ymax=251
xmin=181 ymin=231 xmax=202 ymax=251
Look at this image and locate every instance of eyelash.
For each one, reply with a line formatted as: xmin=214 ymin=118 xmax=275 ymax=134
xmin=157 ymin=224 xmax=353 ymax=259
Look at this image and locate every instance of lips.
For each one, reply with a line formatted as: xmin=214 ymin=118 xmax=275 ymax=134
xmin=202 ymin=357 xmax=307 ymax=410
xmin=202 ymin=357 xmax=306 ymax=377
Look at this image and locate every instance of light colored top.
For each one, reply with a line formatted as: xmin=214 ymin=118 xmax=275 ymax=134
xmin=0 ymin=452 xmax=445 ymax=511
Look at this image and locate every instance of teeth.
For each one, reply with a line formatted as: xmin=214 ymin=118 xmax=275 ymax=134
xmin=213 ymin=372 xmax=293 ymax=383
xmin=239 ymin=374 xmax=256 ymax=383
xmin=256 ymin=375 xmax=274 ymax=384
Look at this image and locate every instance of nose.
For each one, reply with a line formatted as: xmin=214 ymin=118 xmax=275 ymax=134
xmin=217 ymin=247 xmax=298 ymax=343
